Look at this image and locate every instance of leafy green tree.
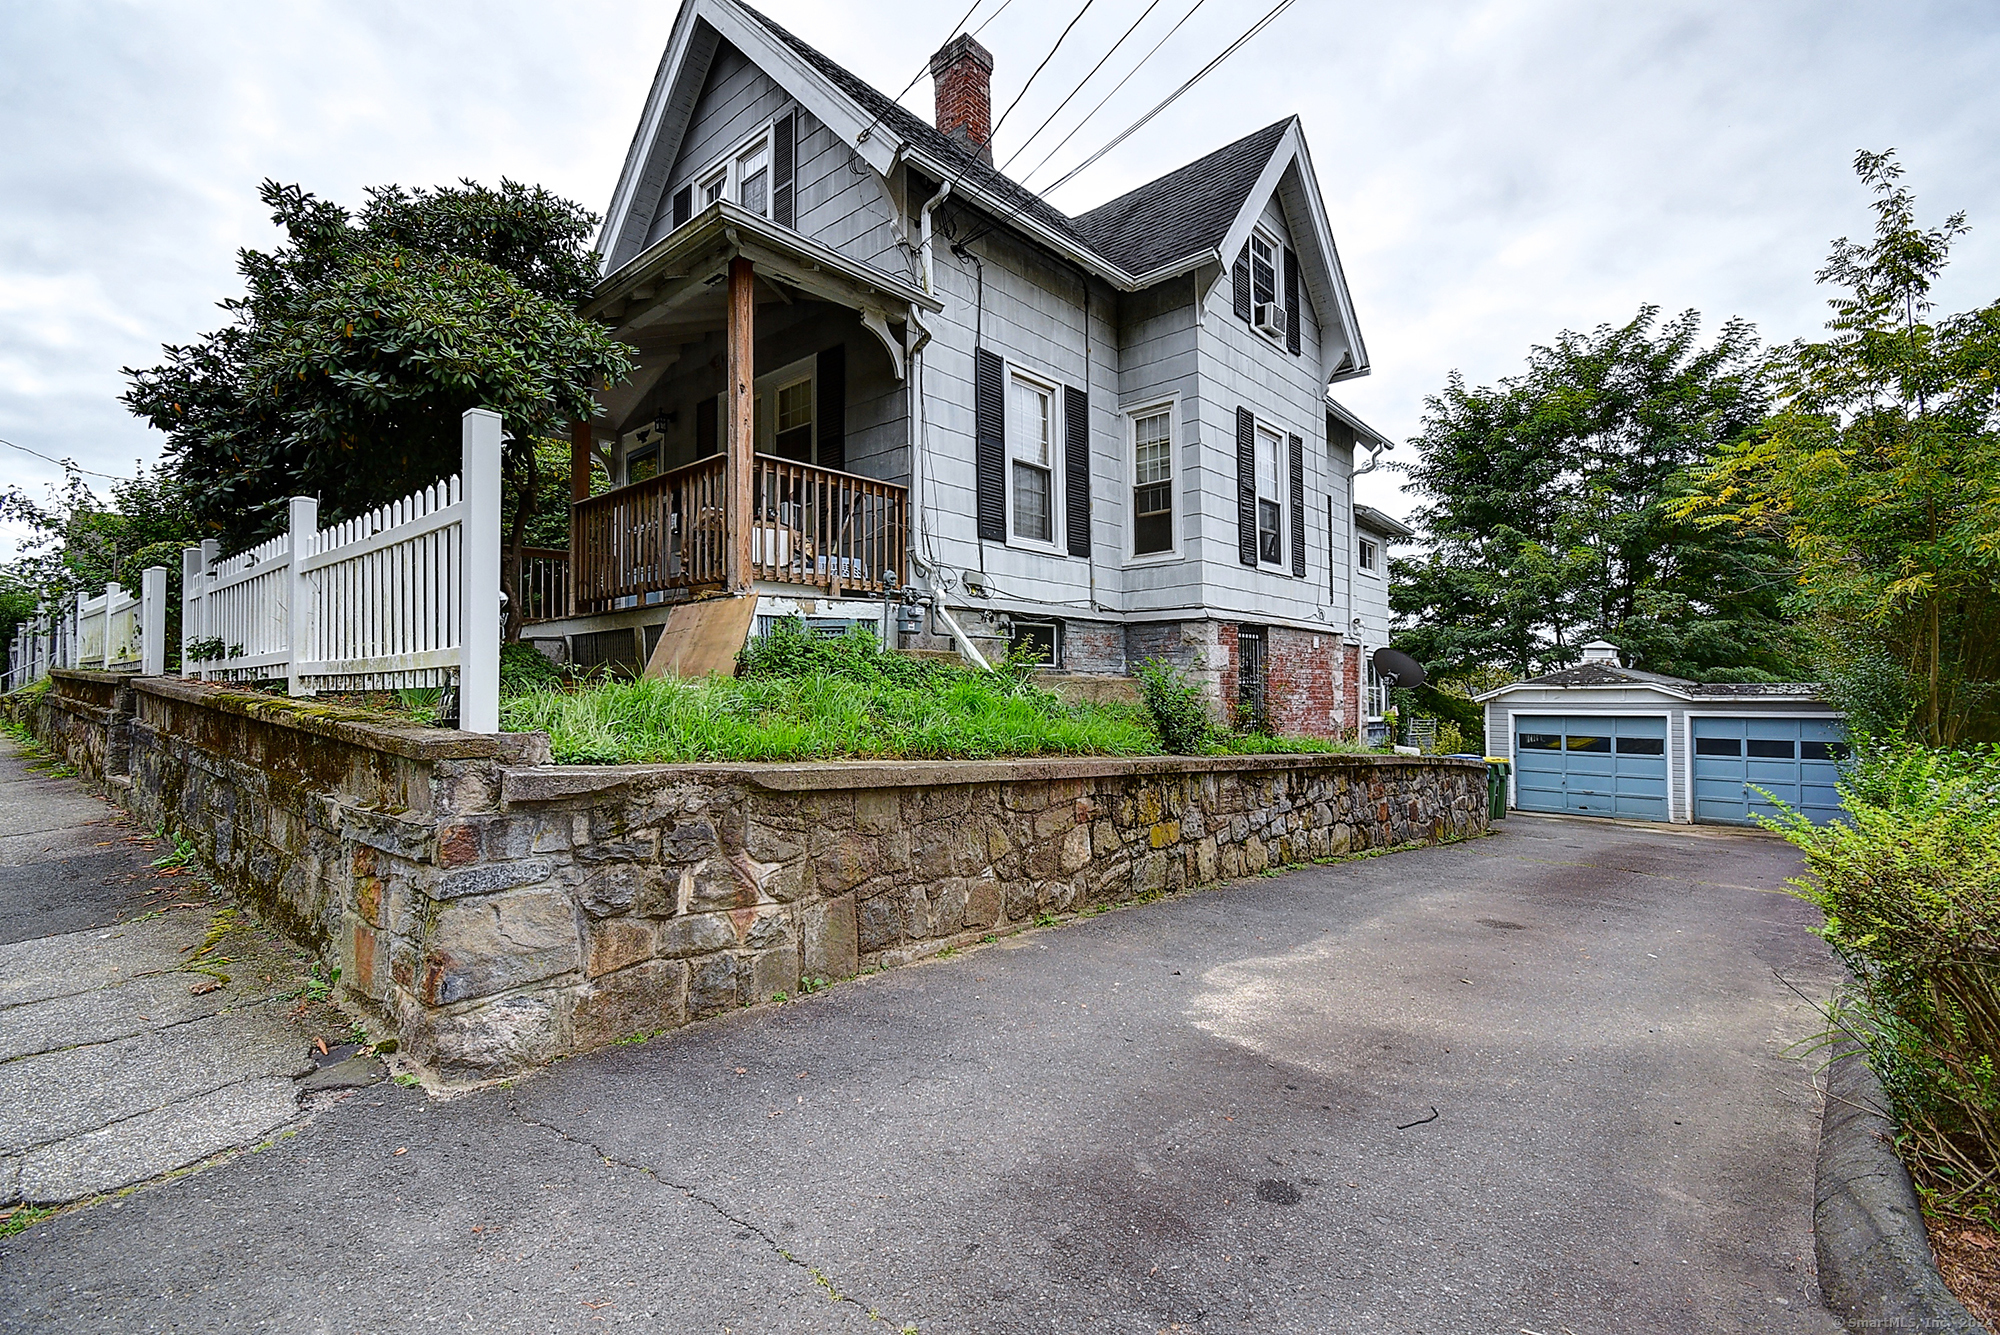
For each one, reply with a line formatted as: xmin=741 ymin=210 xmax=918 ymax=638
xmin=1685 ymin=152 xmax=2000 ymax=744
xmin=122 ymin=178 xmax=633 ymax=637
xmin=1391 ymin=306 xmax=1806 ymax=682
xmin=1 ymin=460 xmax=204 ymax=669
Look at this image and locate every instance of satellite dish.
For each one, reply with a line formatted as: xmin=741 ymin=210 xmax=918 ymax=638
xmin=1373 ymin=647 xmax=1427 ymax=690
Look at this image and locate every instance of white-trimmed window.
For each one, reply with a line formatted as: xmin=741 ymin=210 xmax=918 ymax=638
xmin=1130 ymin=405 xmax=1174 ymax=557
xmin=1008 ymin=370 xmax=1058 ymax=546
xmin=1357 ymin=534 xmax=1380 ymax=574
xmin=735 ymin=138 xmax=771 ymax=217
xmin=754 ymin=355 xmax=816 ymax=462
xmin=689 ymin=125 xmax=775 ymax=219
xmin=1254 ymin=421 xmax=1284 ymax=565
xmin=1250 ymin=230 xmax=1278 ymax=311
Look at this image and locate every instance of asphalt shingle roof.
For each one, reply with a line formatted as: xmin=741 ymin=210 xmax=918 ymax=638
xmin=1069 ymin=120 xmax=1292 ymax=275
xmin=741 ymin=4 xmax=1286 ymax=280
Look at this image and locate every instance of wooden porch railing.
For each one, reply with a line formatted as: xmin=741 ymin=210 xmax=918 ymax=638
xmin=567 ymin=455 xmax=906 ymax=615
xmin=517 ymin=546 xmax=570 ymax=624
xmin=747 ymin=456 xmax=906 ymax=597
xmin=571 ymin=455 xmax=726 ymax=615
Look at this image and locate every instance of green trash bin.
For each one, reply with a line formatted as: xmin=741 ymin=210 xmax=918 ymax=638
xmin=1485 ymin=758 xmax=1510 ymax=820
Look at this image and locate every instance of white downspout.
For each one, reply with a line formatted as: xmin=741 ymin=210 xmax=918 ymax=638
xmin=918 ymin=180 xmax=952 ymax=296
xmin=909 ymin=180 xmax=990 ymax=670
xmin=1347 ymin=430 xmax=1390 ymax=729
xmin=909 ymin=553 xmax=990 ymax=671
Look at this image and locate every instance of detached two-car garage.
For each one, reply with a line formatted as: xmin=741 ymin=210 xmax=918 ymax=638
xmin=1479 ymin=645 xmax=1848 ymax=828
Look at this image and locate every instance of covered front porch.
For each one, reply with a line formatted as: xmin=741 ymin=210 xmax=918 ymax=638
xmin=522 ymin=202 xmax=942 ymax=652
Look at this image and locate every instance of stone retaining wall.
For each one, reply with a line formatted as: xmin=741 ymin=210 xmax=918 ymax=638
xmin=20 ymin=670 xmax=1487 ymax=1081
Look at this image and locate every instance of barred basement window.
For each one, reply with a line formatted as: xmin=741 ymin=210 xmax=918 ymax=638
xmin=1131 ymin=408 xmax=1173 ymax=556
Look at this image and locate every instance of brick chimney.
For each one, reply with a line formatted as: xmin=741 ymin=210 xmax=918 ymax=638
xmin=930 ymin=34 xmax=994 ymax=164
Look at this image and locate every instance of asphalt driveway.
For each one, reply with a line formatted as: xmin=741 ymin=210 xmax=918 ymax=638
xmin=0 ymin=812 xmax=1843 ymax=1334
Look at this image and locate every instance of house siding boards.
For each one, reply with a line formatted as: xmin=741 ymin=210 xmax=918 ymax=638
xmin=651 ymin=43 xmax=906 ymax=279
xmin=1482 ymin=685 xmax=1844 ymax=824
xmin=588 ymin=0 xmax=1385 ymax=735
xmin=1190 ymin=192 xmax=1329 ymax=627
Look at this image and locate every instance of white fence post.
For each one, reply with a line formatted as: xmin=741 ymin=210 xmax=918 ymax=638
xmin=181 ymin=546 xmax=205 ymax=678
xmin=100 ymin=583 xmax=120 ymax=669
xmin=140 ymin=566 xmax=168 ymax=675
xmin=286 ymin=496 xmax=318 ymax=697
xmin=460 ymin=408 xmax=503 ymax=734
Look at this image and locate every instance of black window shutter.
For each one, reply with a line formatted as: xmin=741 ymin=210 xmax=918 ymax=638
xmin=1063 ymin=385 xmax=1090 ymax=558
xmin=695 ymin=394 xmax=718 ymax=457
xmin=1232 ymin=245 xmax=1252 ymax=323
xmin=1236 ymin=407 xmax=1257 ymax=567
xmin=975 ymin=348 xmax=1006 ymax=542
xmin=1288 ymin=433 xmax=1306 ymax=578
xmin=672 ymin=185 xmax=692 ymax=230
xmin=772 ymin=112 xmax=796 ymax=228
xmin=1283 ymin=247 xmax=1301 ymax=355
xmin=816 ymin=342 xmax=845 ymax=471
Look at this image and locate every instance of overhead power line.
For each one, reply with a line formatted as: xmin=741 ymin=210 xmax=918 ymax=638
xmin=856 ymin=0 xmax=996 ymax=144
xmin=1013 ymin=0 xmax=1215 ymax=189
xmin=0 ymin=438 xmax=132 ymax=483
xmin=998 ymin=0 xmax=1170 ymax=176
xmin=1040 ymin=0 xmax=1298 ymax=194
xmin=988 ymin=0 xmax=1104 ymax=146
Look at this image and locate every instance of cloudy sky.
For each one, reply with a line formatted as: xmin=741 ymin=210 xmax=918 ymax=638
xmin=3 ymin=0 xmax=1995 ymax=558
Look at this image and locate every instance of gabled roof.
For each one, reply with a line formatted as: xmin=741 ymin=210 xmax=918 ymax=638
xmin=1069 ymin=121 xmax=1291 ymax=276
xmin=598 ymin=0 xmax=1369 ymax=378
xmin=742 ymin=4 xmax=1094 ymax=256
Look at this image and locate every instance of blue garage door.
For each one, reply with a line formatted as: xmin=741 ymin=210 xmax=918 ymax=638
xmin=1691 ymin=717 xmax=1847 ymax=826
xmin=1515 ymin=715 xmax=1669 ymax=820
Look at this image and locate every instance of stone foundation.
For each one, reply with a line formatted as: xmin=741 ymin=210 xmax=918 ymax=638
xmin=20 ymin=669 xmax=1486 ymax=1081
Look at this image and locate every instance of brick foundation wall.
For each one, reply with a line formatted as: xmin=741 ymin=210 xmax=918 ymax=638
xmin=1058 ymin=618 xmax=1125 ymax=674
xmin=23 ymin=670 xmax=1486 ymax=1081
xmin=1264 ymin=626 xmax=1341 ymax=737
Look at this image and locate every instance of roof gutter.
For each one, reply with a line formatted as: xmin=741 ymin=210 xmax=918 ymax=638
xmin=904 ymin=148 xmax=1134 ymax=289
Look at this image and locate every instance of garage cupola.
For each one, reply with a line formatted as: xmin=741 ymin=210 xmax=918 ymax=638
xmin=1580 ymin=640 xmax=1622 ymax=666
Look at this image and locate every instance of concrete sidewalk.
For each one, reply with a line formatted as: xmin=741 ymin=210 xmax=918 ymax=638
xmin=1 ymin=807 xmax=1844 ymax=1333
xmin=0 ymin=735 xmax=362 ymax=1210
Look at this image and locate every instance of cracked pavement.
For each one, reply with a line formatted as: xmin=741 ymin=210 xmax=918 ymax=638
xmin=0 ymin=736 xmax=338 ymax=1209
xmin=0 ymin=790 xmax=1846 ymax=1333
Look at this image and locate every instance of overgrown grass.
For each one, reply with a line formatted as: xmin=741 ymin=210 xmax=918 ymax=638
xmin=1768 ymin=741 xmax=2000 ymax=1223
xmin=500 ymin=622 xmax=1373 ymax=764
xmin=502 ymin=669 xmax=1159 ymax=763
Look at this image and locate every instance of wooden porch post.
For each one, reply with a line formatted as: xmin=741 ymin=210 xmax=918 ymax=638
xmin=569 ymin=420 xmax=592 ymax=503
xmin=726 ymin=256 xmax=755 ymax=592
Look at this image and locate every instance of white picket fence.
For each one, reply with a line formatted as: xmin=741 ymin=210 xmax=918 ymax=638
xmin=4 ymin=409 xmax=503 ymax=733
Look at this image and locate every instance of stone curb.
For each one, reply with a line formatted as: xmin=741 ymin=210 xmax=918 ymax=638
xmin=1815 ymin=1037 xmax=1983 ymax=1333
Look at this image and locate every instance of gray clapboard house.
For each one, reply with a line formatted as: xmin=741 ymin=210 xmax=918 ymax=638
xmin=523 ymin=0 xmax=1396 ymax=735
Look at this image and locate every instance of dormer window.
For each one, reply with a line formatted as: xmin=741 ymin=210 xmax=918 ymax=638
xmin=1250 ymin=231 xmax=1277 ymax=309
xmin=736 ymin=139 xmax=771 ymax=217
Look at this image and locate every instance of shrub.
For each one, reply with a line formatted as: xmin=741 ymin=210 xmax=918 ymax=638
xmin=500 ymin=640 xmax=563 ymax=694
xmin=1770 ymin=742 xmax=2000 ymax=1220
xmin=1134 ymin=656 xmax=1213 ymax=754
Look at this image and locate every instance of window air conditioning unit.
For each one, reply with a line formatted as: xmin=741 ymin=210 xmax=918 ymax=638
xmin=1253 ymin=302 xmax=1287 ymax=337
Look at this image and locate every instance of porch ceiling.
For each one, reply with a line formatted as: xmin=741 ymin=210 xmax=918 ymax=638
xmin=586 ymin=200 xmax=939 ymax=334
xmin=587 ymin=201 xmax=940 ymax=437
